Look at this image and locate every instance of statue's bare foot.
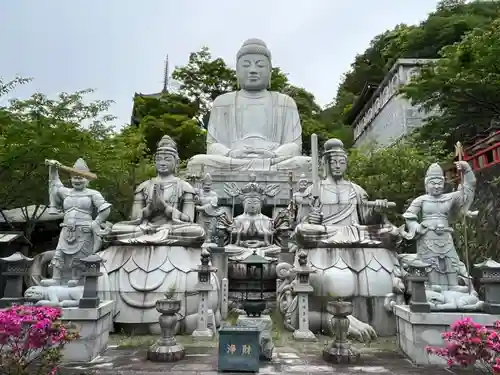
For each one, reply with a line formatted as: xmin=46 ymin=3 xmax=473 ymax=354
xmin=347 ymin=315 xmax=377 ymax=342
xmin=67 ymin=280 xmax=79 ymax=288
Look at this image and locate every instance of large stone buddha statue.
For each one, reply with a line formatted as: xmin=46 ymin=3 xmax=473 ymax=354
xmin=186 ymin=38 xmax=311 ymax=173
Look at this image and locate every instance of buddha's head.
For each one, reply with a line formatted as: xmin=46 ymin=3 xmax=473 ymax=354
xmin=155 ymin=135 xmax=179 ymax=176
xmin=425 ymin=163 xmax=445 ymax=197
xmin=236 ymin=38 xmax=272 ymax=91
xmin=70 ymin=158 xmax=90 ymax=191
xmin=323 ymin=139 xmax=348 ymax=180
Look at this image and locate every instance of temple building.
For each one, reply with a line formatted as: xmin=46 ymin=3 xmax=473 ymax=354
xmin=131 ymin=56 xmax=170 ymax=126
xmin=347 ymin=58 xmax=437 ymax=148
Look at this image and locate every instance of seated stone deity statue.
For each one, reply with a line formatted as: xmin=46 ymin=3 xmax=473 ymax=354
xmin=186 ymin=38 xmax=311 ymax=173
xmin=223 ymin=177 xmax=281 ymax=261
xmin=278 ymin=138 xmax=405 ymax=342
xmin=108 ymin=135 xmax=204 ymax=246
xmin=399 ymin=160 xmax=483 ymax=311
xmin=294 ymin=139 xmax=399 ymax=247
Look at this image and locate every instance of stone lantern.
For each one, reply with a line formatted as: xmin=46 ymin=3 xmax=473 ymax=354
xmin=79 ymin=254 xmax=104 ymax=308
xmin=406 ymin=259 xmax=431 ymax=313
xmin=0 ymin=252 xmax=33 ymax=307
xmin=191 ymin=249 xmax=217 ymax=340
xmin=474 ymin=258 xmax=500 ymax=314
xmin=291 ymin=251 xmax=316 ymax=341
xmin=239 ymin=250 xmax=269 ymax=317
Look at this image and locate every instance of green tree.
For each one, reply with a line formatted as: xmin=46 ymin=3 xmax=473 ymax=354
xmin=130 ymin=92 xmax=206 ymax=160
xmin=321 ymin=0 xmax=500 ymax=132
xmin=402 ymin=16 xmax=500 ymax=150
xmin=348 ymin=137 xmax=451 ymax=224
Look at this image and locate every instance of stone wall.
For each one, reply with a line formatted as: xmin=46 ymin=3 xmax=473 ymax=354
xmin=352 ymin=59 xmax=436 ymax=148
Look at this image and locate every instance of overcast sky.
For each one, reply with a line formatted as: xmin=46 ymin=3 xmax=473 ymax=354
xmin=1 ymin=0 xmax=439 ymax=127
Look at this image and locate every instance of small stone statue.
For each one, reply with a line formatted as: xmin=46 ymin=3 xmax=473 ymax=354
xmin=293 ymin=174 xmax=309 ymax=206
xmin=186 ymin=38 xmax=311 ymax=173
xmin=107 ymin=135 xmax=205 ymax=245
xmin=222 ymin=177 xmax=281 ymax=261
xmin=194 ymin=173 xmax=224 ymax=244
xmin=42 ymin=158 xmax=111 ymax=288
xmin=399 ymin=161 xmax=483 ymax=311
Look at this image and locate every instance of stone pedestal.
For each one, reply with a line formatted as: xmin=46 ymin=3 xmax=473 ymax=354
xmin=291 ymin=251 xmax=316 ymax=342
xmin=191 ymin=249 xmax=216 ymax=341
xmin=323 ymin=301 xmax=359 ymax=364
xmin=60 ymin=300 xmax=114 ymax=362
xmin=394 ymin=304 xmax=499 ymax=365
xmin=236 ymin=314 xmax=274 ymax=360
xmin=192 ymin=284 xmax=214 ymax=341
xmin=292 ymin=289 xmax=316 ymax=342
xmin=221 ymin=278 xmax=229 ymax=320
xmin=148 ymin=298 xmax=185 ymax=362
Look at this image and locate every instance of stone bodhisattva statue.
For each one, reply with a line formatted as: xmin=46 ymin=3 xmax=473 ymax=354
xmin=278 ymin=138 xmax=405 ymax=341
xmin=25 ymin=158 xmax=111 ymax=306
xmin=399 ymin=161 xmax=483 ymax=311
xmin=108 ymin=136 xmax=204 ymax=245
xmin=98 ymin=136 xmax=220 ymax=334
xmin=223 ymin=177 xmax=282 ymax=262
xmin=186 ymin=38 xmax=311 ymax=173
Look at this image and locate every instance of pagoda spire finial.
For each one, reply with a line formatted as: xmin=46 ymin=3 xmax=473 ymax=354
xmin=162 ymin=54 xmax=169 ymax=93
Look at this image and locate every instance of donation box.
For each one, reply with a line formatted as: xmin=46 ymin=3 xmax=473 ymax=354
xmin=218 ymin=326 xmax=260 ymax=372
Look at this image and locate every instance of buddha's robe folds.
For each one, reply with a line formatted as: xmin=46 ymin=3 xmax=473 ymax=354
xmin=187 ymin=91 xmax=311 ymax=172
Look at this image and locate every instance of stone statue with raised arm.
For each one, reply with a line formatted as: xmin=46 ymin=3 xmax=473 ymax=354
xmin=186 ymin=38 xmax=311 ymax=173
xmin=25 ymin=158 xmax=111 ymax=306
xmin=277 ymin=137 xmax=405 ymax=341
xmin=398 ymin=161 xmax=483 ymax=311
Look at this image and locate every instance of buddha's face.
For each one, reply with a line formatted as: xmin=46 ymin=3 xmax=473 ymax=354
xmin=298 ymin=180 xmax=308 ymax=191
xmin=426 ymin=177 xmax=444 ymax=196
xmin=244 ymin=197 xmax=262 ymax=215
xmin=328 ymin=155 xmax=347 ymax=178
xmin=71 ymin=175 xmax=88 ymax=191
xmin=236 ymin=54 xmax=271 ymax=91
xmin=155 ymin=153 xmax=176 ymax=175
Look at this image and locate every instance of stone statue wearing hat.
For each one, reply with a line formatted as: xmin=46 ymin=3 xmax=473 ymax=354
xmin=107 ymin=135 xmax=204 ymax=245
xmin=186 ymin=38 xmax=311 ymax=173
xmin=398 ymin=160 xmax=483 ymax=311
xmin=278 ymin=138 xmax=404 ymax=341
xmin=42 ymin=158 xmax=111 ymax=288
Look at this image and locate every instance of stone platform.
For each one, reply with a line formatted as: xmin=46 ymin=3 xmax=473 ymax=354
xmin=395 ymin=304 xmax=500 ymax=365
xmin=60 ymin=343 xmax=474 ymax=375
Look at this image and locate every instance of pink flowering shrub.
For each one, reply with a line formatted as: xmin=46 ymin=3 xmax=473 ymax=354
xmin=426 ymin=317 xmax=500 ymax=373
xmin=0 ymin=305 xmax=78 ymax=375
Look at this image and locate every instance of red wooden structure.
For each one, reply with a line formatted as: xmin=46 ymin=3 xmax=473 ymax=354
xmin=445 ymin=126 xmax=500 ymax=182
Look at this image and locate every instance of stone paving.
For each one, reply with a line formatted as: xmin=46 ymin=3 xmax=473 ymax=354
xmin=61 ymin=345 xmax=475 ymax=375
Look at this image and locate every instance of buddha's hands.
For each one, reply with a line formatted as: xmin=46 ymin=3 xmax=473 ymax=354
xmin=229 ymin=149 xmax=275 ymax=159
xmin=372 ymin=199 xmax=390 ymax=212
xmin=139 ymin=221 xmax=157 ymax=235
